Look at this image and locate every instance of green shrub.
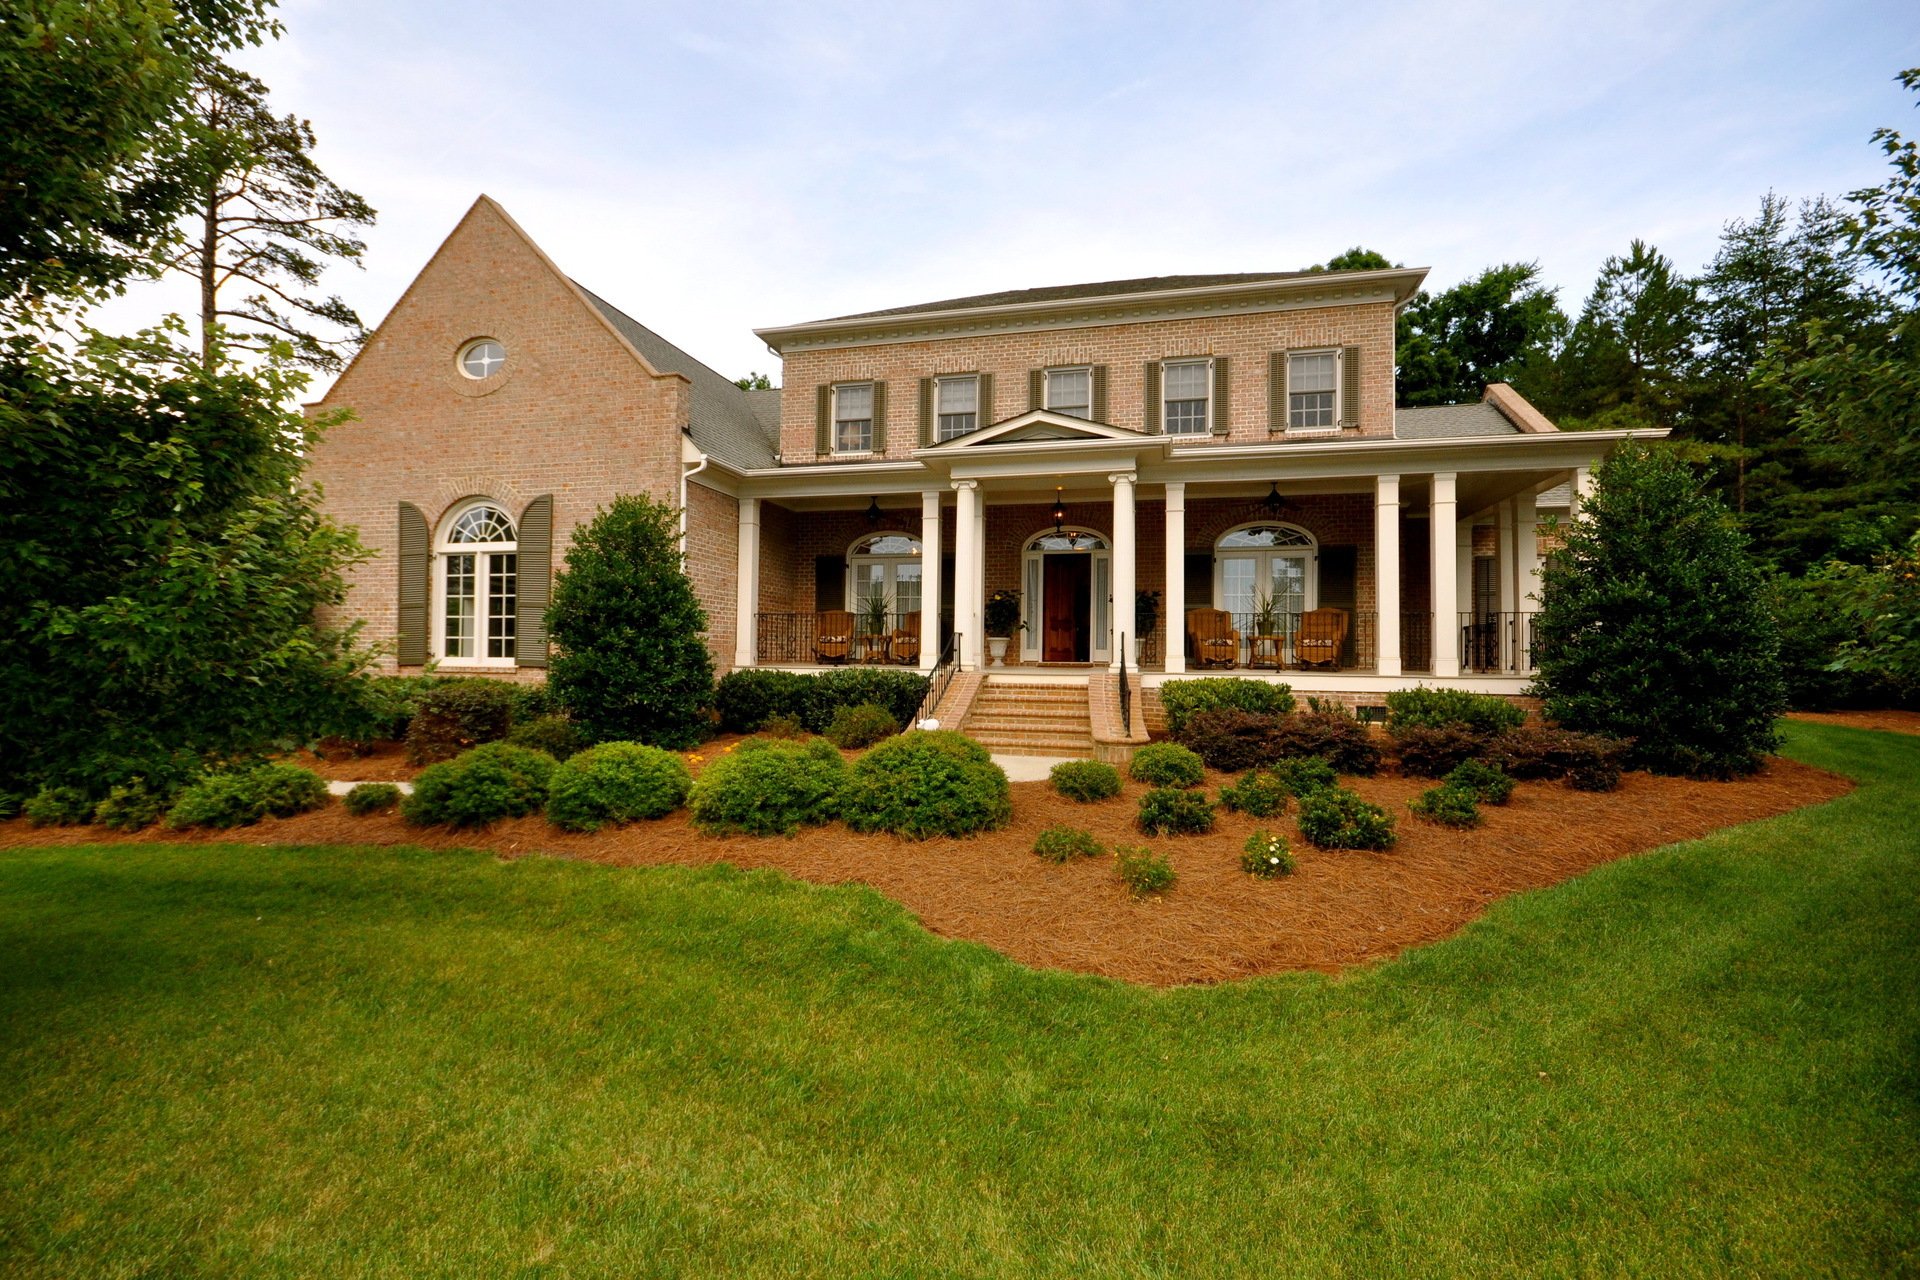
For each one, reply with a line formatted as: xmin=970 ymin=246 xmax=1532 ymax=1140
xmin=1241 ymin=829 xmax=1295 ymax=878
xmin=1392 ymin=725 xmax=1488 ymax=778
xmin=714 ymin=669 xmax=816 ymax=734
xmin=1568 ymin=759 xmax=1624 ymax=792
xmin=0 ymin=792 xmax=19 ymax=820
xmin=93 ymin=780 xmax=169 ymax=831
xmin=1175 ymin=709 xmax=1292 ymax=772
xmin=1050 ymin=759 xmax=1122 ymax=803
xmin=805 ymin=669 xmax=929 ymax=733
xmin=24 ymin=785 xmax=96 ymax=827
xmin=1385 ymin=687 xmax=1526 ymax=737
xmin=1410 ymin=784 xmax=1480 ymax=828
xmin=327 ymin=673 xmax=440 ymax=745
xmin=840 ymin=731 xmax=1011 ymax=839
xmin=1296 ymin=785 xmax=1396 ymax=850
xmin=1136 ymin=786 xmax=1215 ymax=836
xmin=547 ymin=494 xmax=716 ymax=750
xmin=826 ymin=702 xmax=901 ymax=750
xmin=762 ymin=714 xmax=807 ymax=739
xmin=1444 ymin=759 xmax=1515 ymax=805
xmin=405 ymin=679 xmax=517 ymax=764
xmin=1267 ymin=708 xmax=1382 ymax=775
xmin=688 ymin=737 xmax=846 ymax=836
xmin=1158 ymin=678 xmax=1296 ymax=734
xmin=1033 ymin=825 xmax=1105 ymax=863
xmin=402 ymin=743 xmax=557 ymax=828
xmin=546 ymin=742 xmax=692 ymax=832
xmin=505 ymin=683 xmax=554 ymax=724
xmin=343 ymin=782 xmax=402 ymax=816
xmin=1219 ymin=768 xmax=1290 ymax=817
xmin=1271 ymin=756 xmax=1339 ymax=797
xmin=1115 ymin=845 xmax=1177 ymax=896
xmin=1481 ymin=726 xmax=1630 ymax=782
xmin=167 ymin=763 xmax=328 ymax=829
xmin=504 ymin=713 xmax=585 ymax=761
xmin=1129 ymin=742 xmax=1205 ymax=788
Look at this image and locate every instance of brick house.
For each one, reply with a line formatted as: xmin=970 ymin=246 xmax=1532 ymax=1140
xmin=309 ymin=196 xmax=1659 ymax=750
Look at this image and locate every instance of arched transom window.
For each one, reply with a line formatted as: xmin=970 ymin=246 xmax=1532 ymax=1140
xmin=1215 ymin=522 xmax=1316 ymax=624
xmin=846 ymin=532 xmax=921 ymax=619
xmin=437 ymin=501 xmax=517 ymax=664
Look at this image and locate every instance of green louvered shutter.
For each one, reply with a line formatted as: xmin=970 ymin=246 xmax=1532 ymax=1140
xmin=1268 ymin=352 xmax=1287 ymax=433
xmin=977 ymin=372 xmax=995 ymax=431
xmin=815 ymin=385 xmax=832 ymax=455
xmin=1091 ymin=365 xmax=1108 ymax=422
xmin=918 ymin=377 xmax=934 ymax=446
xmin=1211 ymin=356 xmax=1231 ymax=435
xmin=1340 ymin=347 xmax=1360 ymax=428
xmin=1142 ymin=362 xmax=1162 ymax=433
xmin=397 ymin=502 xmax=429 ymax=666
xmin=515 ymin=494 xmax=553 ymax=668
xmin=871 ymin=381 xmax=888 ymax=454
xmin=1028 ymin=368 xmax=1044 ymax=410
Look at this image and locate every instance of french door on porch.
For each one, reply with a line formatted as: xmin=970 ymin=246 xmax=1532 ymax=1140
xmin=1020 ymin=528 xmax=1110 ymax=664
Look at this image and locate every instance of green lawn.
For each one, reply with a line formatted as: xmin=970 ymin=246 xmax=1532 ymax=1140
xmin=1 ymin=720 xmax=1915 ymax=1278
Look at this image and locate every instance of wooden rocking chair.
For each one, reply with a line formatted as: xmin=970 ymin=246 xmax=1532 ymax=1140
xmin=1293 ymin=607 xmax=1350 ymax=671
xmin=1186 ymin=608 xmax=1241 ymax=669
xmin=890 ymin=612 xmax=921 ymax=665
xmin=814 ymin=610 xmax=855 ymax=664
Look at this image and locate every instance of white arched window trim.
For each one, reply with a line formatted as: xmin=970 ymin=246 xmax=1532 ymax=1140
xmin=845 ymin=532 xmax=923 ymax=621
xmin=1213 ymin=521 xmax=1318 ymax=628
xmin=1020 ymin=526 xmax=1111 ymax=664
xmin=433 ymin=499 xmax=518 ymax=666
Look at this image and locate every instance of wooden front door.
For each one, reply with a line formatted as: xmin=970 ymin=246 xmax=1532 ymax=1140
xmin=1042 ymin=555 xmax=1091 ymax=662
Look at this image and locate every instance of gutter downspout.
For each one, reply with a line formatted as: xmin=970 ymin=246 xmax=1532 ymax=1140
xmin=679 ymin=431 xmax=709 ymax=546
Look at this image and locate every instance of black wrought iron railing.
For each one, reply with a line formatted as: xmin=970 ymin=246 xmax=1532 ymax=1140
xmin=756 ymin=611 xmax=950 ymax=665
xmin=1118 ymin=632 xmax=1132 ymax=738
xmin=1459 ymin=612 xmax=1538 ymax=673
xmin=916 ymin=632 xmax=959 ymax=725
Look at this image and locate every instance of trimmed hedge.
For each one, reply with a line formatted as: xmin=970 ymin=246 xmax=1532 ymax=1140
xmin=689 ymin=737 xmax=846 ymax=836
xmin=714 ymin=670 xmax=816 ymax=734
xmin=1158 ymin=678 xmax=1296 ymax=735
xmin=547 ymin=742 xmax=692 ymax=832
xmin=1410 ymin=784 xmax=1480 ymax=828
xmin=405 ymin=679 xmax=517 ymax=764
xmin=713 ymin=668 xmax=931 ymax=735
xmin=403 ymin=743 xmax=557 ymax=827
xmin=1129 ymin=742 xmax=1206 ymax=788
xmin=167 ymin=763 xmax=329 ymax=829
xmin=1219 ymin=768 xmax=1290 ymax=818
xmin=1267 ymin=709 xmax=1382 ymax=776
xmin=1175 ymin=709 xmax=1290 ymax=772
xmin=343 ymin=782 xmax=402 ymax=816
xmin=1296 ymin=785 xmax=1396 ymax=850
xmin=840 ymin=731 xmax=1011 ymax=839
xmin=1050 ymin=760 xmax=1122 ymax=803
xmin=826 ymin=703 xmax=901 ymax=750
xmin=1385 ymin=687 xmax=1526 ymax=737
xmin=1033 ymin=825 xmax=1105 ymax=863
xmin=1136 ymin=786 xmax=1215 ymax=836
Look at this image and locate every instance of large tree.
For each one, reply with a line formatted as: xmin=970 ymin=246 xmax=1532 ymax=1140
xmin=1548 ymin=240 xmax=1699 ymax=431
xmin=1397 ymin=262 xmax=1567 ymax=406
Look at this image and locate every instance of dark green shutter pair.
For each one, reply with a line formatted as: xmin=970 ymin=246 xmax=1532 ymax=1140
xmin=1265 ymin=348 xmax=1360 ymax=432
xmin=396 ymin=495 xmax=553 ymax=669
xmin=919 ymin=374 xmax=995 ymax=445
xmin=816 ymin=382 xmax=887 ymax=453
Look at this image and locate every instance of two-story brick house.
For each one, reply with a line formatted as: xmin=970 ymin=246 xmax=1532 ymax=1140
xmin=309 ymin=197 xmax=1658 ymax=752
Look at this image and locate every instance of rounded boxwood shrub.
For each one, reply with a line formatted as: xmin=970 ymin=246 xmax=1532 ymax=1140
xmin=826 ymin=702 xmax=900 ymax=750
xmin=688 ymin=737 xmax=846 ymax=836
xmin=1410 ymin=784 xmax=1480 ymax=828
xmin=405 ymin=678 xmax=518 ymax=764
xmin=23 ymin=786 xmax=95 ymax=827
xmin=403 ymin=743 xmax=556 ymax=828
xmin=1129 ymin=742 xmax=1205 ymax=788
xmin=1115 ymin=845 xmax=1177 ymax=896
xmin=94 ymin=780 xmax=168 ymax=831
xmin=1241 ymin=828 xmax=1295 ymax=878
xmin=1158 ymin=678 xmax=1296 ymax=735
xmin=805 ymin=669 xmax=929 ymax=733
xmin=546 ymin=742 xmax=692 ymax=832
xmin=167 ymin=763 xmax=329 ymax=829
xmin=1296 ymin=785 xmax=1396 ymax=850
xmin=1033 ymin=825 xmax=1105 ymax=863
xmin=1050 ymin=759 xmax=1122 ymax=803
xmin=1136 ymin=786 xmax=1215 ymax=836
xmin=343 ymin=782 xmax=402 ymax=816
xmin=505 ymin=714 xmax=585 ymax=762
xmin=1385 ymin=687 xmax=1526 ymax=737
xmin=1271 ymin=756 xmax=1339 ymax=798
xmin=1445 ymin=759 xmax=1514 ymax=806
xmin=1219 ymin=768 xmax=1290 ymax=818
xmin=840 ymin=731 xmax=1011 ymax=839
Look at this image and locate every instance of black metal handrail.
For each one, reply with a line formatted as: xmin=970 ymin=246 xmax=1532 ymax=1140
xmin=916 ymin=632 xmax=959 ymax=725
xmin=1118 ymin=632 xmax=1132 ymax=738
xmin=1458 ymin=611 xmax=1538 ymax=673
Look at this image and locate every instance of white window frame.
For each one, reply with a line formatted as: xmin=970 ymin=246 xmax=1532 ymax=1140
xmin=432 ymin=499 xmax=518 ymax=667
xmin=1019 ymin=526 xmax=1112 ymax=664
xmin=1161 ymin=357 xmax=1213 ymax=435
xmin=1043 ymin=366 xmax=1093 ymax=419
xmin=457 ymin=338 xmax=505 ymax=381
xmin=1286 ymin=349 xmax=1341 ymax=433
xmin=934 ymin=374 xmax=979 ymax=441
xmin=1213 ymin=522 xmax=1318 ymax=630
xmin=845 ymin=533 xmax=923 ymax=620
xmin=833 ymin=381 xmax=875 ymax=455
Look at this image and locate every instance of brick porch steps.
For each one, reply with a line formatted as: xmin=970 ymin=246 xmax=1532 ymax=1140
xmin=963 ymin=680 xmax=1094 ymax=758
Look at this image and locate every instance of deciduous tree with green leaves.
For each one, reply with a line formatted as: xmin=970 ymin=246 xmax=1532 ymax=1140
xmin=1397 ymin=262 xmax=1568 ymax=407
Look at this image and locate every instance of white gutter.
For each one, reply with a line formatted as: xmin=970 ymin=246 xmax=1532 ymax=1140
xmin=678 ymin=441 xmax=709 ymax=543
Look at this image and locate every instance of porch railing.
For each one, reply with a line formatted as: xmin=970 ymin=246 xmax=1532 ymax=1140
xmin=916 ymin=632 xmax=958 ymax=724
xmin=1460 ymin=612 xmax=1538 ymax=674
xmin=755 ymin=611 xmax=951 ymax=665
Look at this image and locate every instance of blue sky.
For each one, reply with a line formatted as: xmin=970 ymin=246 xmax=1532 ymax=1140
xmin=106 ymin=0 xmax=1920 ymax=385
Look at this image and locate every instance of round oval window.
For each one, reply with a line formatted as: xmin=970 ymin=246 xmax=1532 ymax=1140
xmin=458 ymin=339 xmax=505 ymax=380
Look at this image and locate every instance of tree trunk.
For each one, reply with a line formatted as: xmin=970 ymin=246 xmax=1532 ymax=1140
xmin=198 ymin=173 xmax=219 ymax=369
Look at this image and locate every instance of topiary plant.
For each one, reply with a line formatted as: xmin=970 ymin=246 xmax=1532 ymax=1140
xmin=167 ymin=763 xmax=329 ymax=829
xmin=1240 ymin=829 xmax=1295 ymax=878
xmin=343 ymin=781 xmax=402 ymax=816
xmin=688 ymin=737 xmax=846 ymax=836
xmin=1136 ymin=786 xmax=1215 ymax=836
xmin=1033 ymin=825 xmax=1105 ymax=863
xmin=402 ymin=743 xmax=556 ymax=828
xmin=1050 ymin=759 xmax=1122 ymax=803
xmin=1115 ymin=845 xmax=1177 ymax=897
xmin=840 ymin=731 xmax=1011 ymax=839
xmin=1296 ymin=785 xmax=1396 ymax=850
xmin=1219 ymin=768 xmax=1290 ymax=818
xmin=1410 ymin=783 xmax=1481 ymax=828
xmin=546 ymin=741 xmax=692 ymax=831
xmin=1128 ymin=742 xmax=1205 ymax=789
xmin=825 ymin=702 xmax=900 ymax=750
xmin=1444 ymin=759 xmax=1514 ymax=806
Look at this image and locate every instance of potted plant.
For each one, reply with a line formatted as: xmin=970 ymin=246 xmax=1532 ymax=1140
xmin=1249 ymin=589 xmax=1282 ymax=668
xmin=859 ymin=585 xmax=893 ymax=662
xmin=984 ymin=589 xmax=1023 ymax=666
xmin=1134 ymin=589 xmax=1161 ymax=666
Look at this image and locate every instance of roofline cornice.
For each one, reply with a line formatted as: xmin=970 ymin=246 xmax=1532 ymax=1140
xmin=752 ymin=268 xmax=1430 ymax=353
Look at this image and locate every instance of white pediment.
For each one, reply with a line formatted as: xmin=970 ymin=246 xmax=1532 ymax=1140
xmin=919 ymin=408 xmax=1144 ymax=453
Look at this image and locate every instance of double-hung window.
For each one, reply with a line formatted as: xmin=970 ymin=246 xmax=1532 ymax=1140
xmin=1287 ymin=351 xmax=1338 ymax=430
xmin=935 ymin=375 xmax=978 ymax=441
xmin=1044 ymin=367 xmax=1092 ymax=419
xmin=834 ymin=382 xmax=875 ymax=453
xmin=1162 ymin=359 xmax=1211 ymax=435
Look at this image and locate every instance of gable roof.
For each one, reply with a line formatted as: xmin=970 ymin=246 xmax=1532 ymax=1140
xmin=575 ymin=283 xmax=779 ymax=470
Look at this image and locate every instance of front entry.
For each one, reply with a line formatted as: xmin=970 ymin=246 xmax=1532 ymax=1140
xmin=1042 ymin=555 xmax=1092 ymax=662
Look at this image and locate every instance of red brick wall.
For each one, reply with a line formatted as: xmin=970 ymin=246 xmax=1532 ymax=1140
xmin=684 ymin=480 xmax=738 ymax=672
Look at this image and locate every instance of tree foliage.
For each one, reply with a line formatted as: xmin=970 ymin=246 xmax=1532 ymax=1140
xmin=1533 ymin=446 xmax=1785 ymax=777
xmin=547 ymin=495 xmax=715 ymax=749
xmin=1398 ymin=262 xmax=1567 ymax=407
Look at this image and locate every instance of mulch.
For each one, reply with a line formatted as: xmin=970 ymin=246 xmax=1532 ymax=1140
xmin=0 ymin=750 xmax=1852 ymax=987
xmin=1787 ymin=709 xmax=1920 ymax=737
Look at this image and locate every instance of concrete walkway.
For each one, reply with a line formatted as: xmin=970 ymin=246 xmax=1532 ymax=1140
xmin=989 ymin=754 xmax=1075 ymax=783
xmin=325 ymin=779 xmax=414 ymax=796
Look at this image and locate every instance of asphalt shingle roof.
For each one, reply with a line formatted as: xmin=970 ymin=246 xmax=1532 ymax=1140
xmin=826 ymin=272 xmax=1319 ymax=321
xmin=1394 ymin=402 xmax=1521 ymax=440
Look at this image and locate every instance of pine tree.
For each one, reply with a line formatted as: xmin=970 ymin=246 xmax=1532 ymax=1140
xmin=1551 ymin=241 xmax=1699 ymax=430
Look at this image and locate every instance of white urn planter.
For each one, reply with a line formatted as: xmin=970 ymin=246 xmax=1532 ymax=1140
xmin=987 ymin=636 xmax=1011 ymax=666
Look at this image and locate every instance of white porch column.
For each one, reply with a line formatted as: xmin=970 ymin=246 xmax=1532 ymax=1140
xmin=919 ymin=489 xmax=942 ymax=671
xmin=1515 ymin=490 xmax=1540 ymax=609
xmin=952 ymin=480 xmax=980 ymax=670
xmin=1109 ymin=471 xmax=1137 ymax=670
xmin=1162 ymin=482 xmax=1186 ymax=674
xmin=973 ymin=491 xmax=987 ymax=666
xmin=733 ymin=496 xmax=760 ymax=670
xmin=1374 ymin=474 xmax=1401 ymax=677
xmin=1430 ymin=474 xmax=1459 ymax=678
xmin=1572 ymin=465 xmax=1595 ymax=518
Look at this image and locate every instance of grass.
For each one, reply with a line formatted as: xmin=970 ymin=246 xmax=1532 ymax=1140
xmin=1 ymin=720 xmax=1915 ymax=1277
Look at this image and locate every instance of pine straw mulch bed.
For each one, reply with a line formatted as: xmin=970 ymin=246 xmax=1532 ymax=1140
xmin=0 ymin=751 xmax=1852 ymax=987
xmin=1787 ymin=709 xmax=1920 ymax=736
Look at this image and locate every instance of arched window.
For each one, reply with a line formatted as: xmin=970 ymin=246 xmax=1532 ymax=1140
xmin=436 ymin=500 xmax=517 ymax=664
xmin=1214 ymin=522 xmax=1316 ymax=625
xmin=846 ymin=532 xmax=922 ymax=619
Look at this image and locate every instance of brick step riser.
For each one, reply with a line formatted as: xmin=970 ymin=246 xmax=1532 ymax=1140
xmin=975 ymin=744 xmax=1096 ymax=759
xmin=968 ymin=730 xmax=1096 ymax=748
xmin=966 ymin=706 xmax=1095 ymax=722
xmin=972 ymin=694 xmax=1089 ymax=707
